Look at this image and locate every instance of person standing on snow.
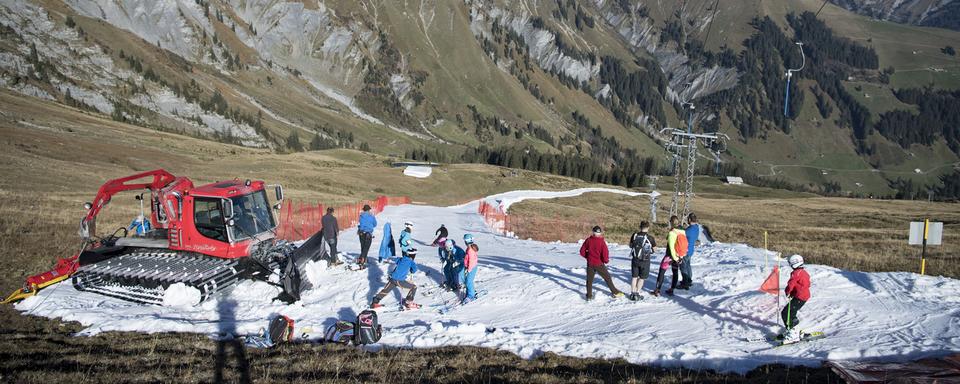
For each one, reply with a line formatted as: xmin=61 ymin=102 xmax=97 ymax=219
xmin=356 ymin=204 xmax=377 ymax=268
xmin=680 ymin=213 xmax=701 ymax=290
xmin=378 ymin=222 xmax=396 ymax=263
xmin=433 ymin=224 xmax=448 ymax=246
xmin=321 ymin=207 xmax=341 ymax=265
xmin=370 ymin=248 xmax=422 ymax=310
xmin=440 ymin=239 xmax=465 ymax=291
xmin=579 ymin=226 xmax=624 ymax=300
xmin=462 ymin=234 xmax=480 ymax=302
xmin=653 ymin=216 xmax=687 ymax=296
xmin=781 ymin=255 xmax=811 ymax=344
xmin=399 ymin=221 xmax=414 ymax=258
xmin=628 ymin=220 xmax=656 ymax=301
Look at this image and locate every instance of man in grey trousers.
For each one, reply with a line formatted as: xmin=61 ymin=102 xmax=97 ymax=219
xmin=321 ymin=207 xmax=341 ymax=265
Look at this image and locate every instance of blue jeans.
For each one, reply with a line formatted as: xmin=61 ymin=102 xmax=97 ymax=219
xmin=464 ymin=267 xmax=478 ymax=299
xmin=680 ymin=252 xmax=693 ymax=286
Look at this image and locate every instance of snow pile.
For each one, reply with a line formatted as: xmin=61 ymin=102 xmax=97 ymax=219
xmin=162 ymin=283 xmax=202 ymax=307
xmin=303 ymin=260 xmax=329 ymax=287
xmin=15 ymin=189 xmax=960 ymax=373
xmin=403 ymin=166 xmax=433 ymax=178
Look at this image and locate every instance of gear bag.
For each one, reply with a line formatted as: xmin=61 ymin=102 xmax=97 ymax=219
xmin=268 ymin=315 xmax=295 ymax=345
xmin=632 ymin=234 xmax=654 ymax=261
xmin=354 ymin=309 xmax=382 ymax=345
xmin=324 ymin=320 xmax=356 ymax=344
xmin=673 ymin=232 xmax=688 ymax=259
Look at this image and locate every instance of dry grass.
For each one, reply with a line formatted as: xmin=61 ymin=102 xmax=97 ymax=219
xmin=508 ymin=190 xmax=960 ymax=278
xmin=0 ymin=306 xmax=840 ymax=383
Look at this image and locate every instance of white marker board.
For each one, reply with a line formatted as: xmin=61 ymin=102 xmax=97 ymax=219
xmin=909 ymin=222 xmax=943 ymax=246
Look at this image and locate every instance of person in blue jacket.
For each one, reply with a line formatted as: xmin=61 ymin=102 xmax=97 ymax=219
xmin=370 ymin=248 xmax=421 ymax=309
xmin=680 ymin=213 xmax=701 ymax=290
xmin=356 ymin=205 xmax=377 ymax=267
xmin=439 ymin=239 xmax=465 ymax=290
xmin=378 ymin=222 xmax=396 ymax=263
xmin=399 ymin=221 xmax=414 ymax=257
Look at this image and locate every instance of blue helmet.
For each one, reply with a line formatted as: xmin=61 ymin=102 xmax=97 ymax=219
xmin=463 ymin=234 xmax=475 ymax=244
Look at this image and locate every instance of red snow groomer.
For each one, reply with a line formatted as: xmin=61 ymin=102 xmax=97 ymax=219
xmin=3 ymin=169 xmax=327 ymax=305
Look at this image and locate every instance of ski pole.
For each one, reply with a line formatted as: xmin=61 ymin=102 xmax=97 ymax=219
xmin=785 ymin=298 xmax=792 ymax=329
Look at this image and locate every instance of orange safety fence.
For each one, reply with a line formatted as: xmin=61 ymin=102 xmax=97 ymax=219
xmin=276 ymin=195 xmax=412 ymax=241
xmin=478 ymin=200 xmax=605 ymax=242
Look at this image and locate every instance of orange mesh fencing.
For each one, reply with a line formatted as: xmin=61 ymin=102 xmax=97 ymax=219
xmin=276 ymin=195 xmax=411 ymax=241
xmin=477 ymin=200 xmax=604 ymax=242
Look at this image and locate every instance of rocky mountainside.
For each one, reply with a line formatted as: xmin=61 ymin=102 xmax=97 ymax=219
xmin=829 ymin=0 xmax=960 ymax=30
xmin=1 ymin=0 xmax=958 ymax=197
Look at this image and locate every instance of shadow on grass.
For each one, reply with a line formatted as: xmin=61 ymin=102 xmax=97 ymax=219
xmin=215 ymin=298 xmax=250 ymax=384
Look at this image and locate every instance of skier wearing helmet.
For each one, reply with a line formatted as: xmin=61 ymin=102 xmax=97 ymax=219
xmin=399 ymin=221 xmax=414 ymax=258
xmin=439 ymin=239 xmax=465 ymax=290
xmin=579 ymin=225 xmax=624 ymax=300
xmin=781 ymin=254 xmax=811 ymax=344
xmin=462 ymin=234 xmax=480 ymax=302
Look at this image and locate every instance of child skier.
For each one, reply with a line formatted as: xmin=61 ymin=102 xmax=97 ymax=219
xmin=433 ymin=224 xmax=448 ymax=246
xmin=462 ymin=234 xmax=479 ymax=303
xmin=399 ymin=221 xmax=414 ymax=257
xmin=781 ymin=255 xmax=811 ymax=344
xmin=628 ymin=221 xmax=656 ymax=301
xmin=440 ymin=239 xmax=465 ymax=290
xmin=370 ymin=248 xmax=422 ymax=310
xmin=652 ymin=216 xmax=687 ymax=296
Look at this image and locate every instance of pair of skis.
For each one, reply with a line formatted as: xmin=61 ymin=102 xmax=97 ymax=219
xmin=744 ymin=331 xmax=825 ymax=346
xmin=434 ymin=289 xmax=488 ymax=314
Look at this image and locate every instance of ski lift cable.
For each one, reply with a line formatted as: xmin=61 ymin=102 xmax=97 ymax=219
xmin=815 ymin=0 xmax=830 ymax=18
xmin=700 ymin=0 xmax=721 ymax=49
xmin=784 ymin=42 xmax=805 ymax=117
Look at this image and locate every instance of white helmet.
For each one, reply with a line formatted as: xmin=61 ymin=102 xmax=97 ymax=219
xmin=404 ymin=221 xmax=414 ymax=228
xmin=788 ymin=255 xmax=804 ymax=269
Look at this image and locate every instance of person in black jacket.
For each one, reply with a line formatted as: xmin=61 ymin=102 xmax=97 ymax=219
xmin=321 ymin=207 xmax=340 ymax=265
xmin=628 ymin=221 xmax=657 ymax=301
xmin=433 ymin=224 xmax=448 ymax=246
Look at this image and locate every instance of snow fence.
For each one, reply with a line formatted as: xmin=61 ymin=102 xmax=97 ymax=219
xmin=276 ymin=196 xmax=411 ymax=241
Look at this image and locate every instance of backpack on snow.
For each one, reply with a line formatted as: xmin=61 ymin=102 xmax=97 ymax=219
xmin=268 ymin=315 xmax=295 ymax=345
xmin=324 ymin=320 xmax=356 ymax=344
xmin=354 ymin=309 xmax=382 ymax=345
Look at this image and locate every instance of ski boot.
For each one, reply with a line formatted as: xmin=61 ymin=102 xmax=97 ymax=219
xmin=585 ymin=293 xmax=595 ymax=301
xmin=370 ymin=302 xmax=384 ymax=309
xmin=650 ymin=289 xmax=660 ymax=297
xmin=402 ymin=300 xmax=422 ymax=310
xmin=781 ymin=328 xmax=802 ymax=345
xmin=613 ymin=291 xmax=625 ymax=299
xmin=665 ymin=289 xmax=675 ymax=296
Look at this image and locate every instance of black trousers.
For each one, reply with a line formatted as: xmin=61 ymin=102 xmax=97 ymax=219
xmin=372 ymin=278 xmax=416 ymax=304
xmin=358 ymin=232 xmax=373 ymax=263
xmin=655 ymin=261 xmax=679 ymax=291
xmin=781 ymin=297 xmax=806 ymax=329
xmin=586 ymin=264 xmax=621 ymax=297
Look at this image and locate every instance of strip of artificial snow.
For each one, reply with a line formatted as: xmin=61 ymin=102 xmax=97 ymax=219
xmin=15 ymin=189 xmax=960 ymax=373
xmin=403 ymin=166 xmax=433 ymax=178
xmin=481 ymin=187 xmax=652 ymax=211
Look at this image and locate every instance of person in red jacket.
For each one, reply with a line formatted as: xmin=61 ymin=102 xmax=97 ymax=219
xmin=579 ymin=226 xmax=624 ymax=300
xmin=781 ymin=254 xmax=811 ymax=343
